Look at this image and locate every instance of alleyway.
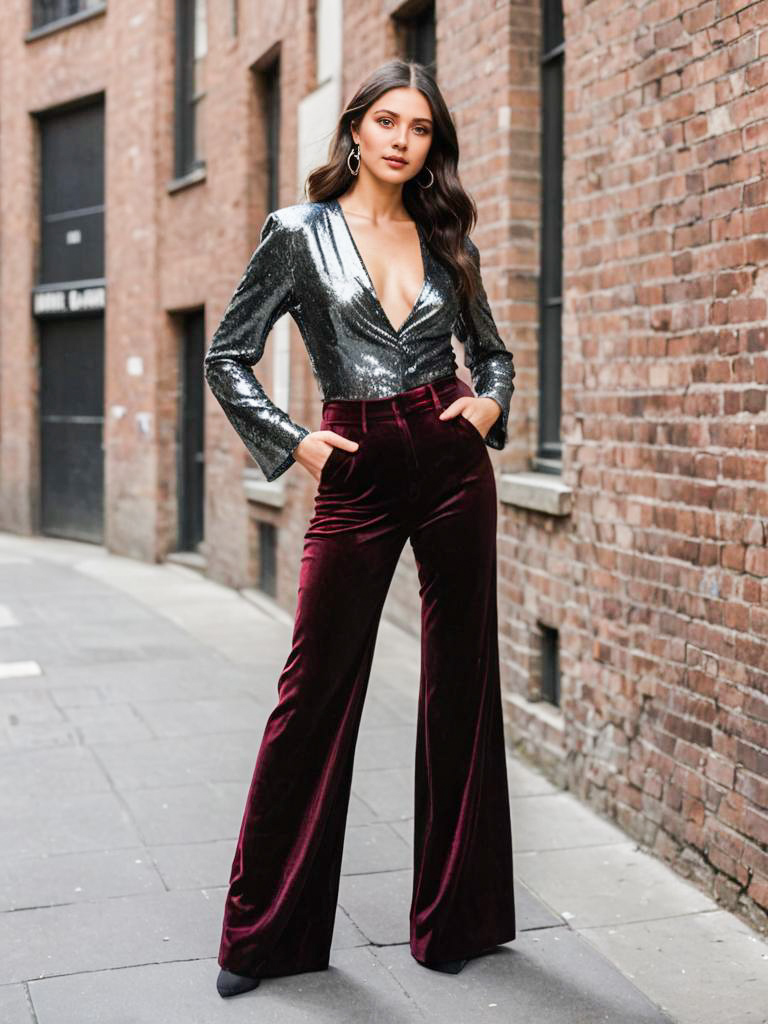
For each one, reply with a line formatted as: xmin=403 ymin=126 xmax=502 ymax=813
xmin=0 ymin=532 xmax=764 ymax=1023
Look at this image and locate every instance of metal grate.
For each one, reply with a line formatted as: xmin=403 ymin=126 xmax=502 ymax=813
xmin=539 ymin=623 xmax=561 ymax=706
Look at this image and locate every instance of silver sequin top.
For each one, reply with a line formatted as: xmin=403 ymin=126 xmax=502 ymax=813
xmin=204 ymin=197 xmax=516 ymax=482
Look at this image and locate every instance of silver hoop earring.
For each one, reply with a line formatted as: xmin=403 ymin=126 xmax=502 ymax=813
xmin=347 ymin=143 xmax=360 ymax=176
xmin=417 ymin=166 xmax=434 ymax=189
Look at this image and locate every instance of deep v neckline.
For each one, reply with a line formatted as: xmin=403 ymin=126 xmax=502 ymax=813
xmin=332 ymin=197 xmax=429 ymax=337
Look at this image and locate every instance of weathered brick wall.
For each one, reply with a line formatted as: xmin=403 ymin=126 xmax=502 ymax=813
xmin=3 ymin=0 xmax=764 ymax=932
xmin=200 ymin=0 xmax=317 ymax=593
xmin=0 ymin=6 xmax=109 ymax=536
xmin=499 ymin=0 xmax=767 ymax=932
xmin=336 ymin=0 xmax=537 ymax=635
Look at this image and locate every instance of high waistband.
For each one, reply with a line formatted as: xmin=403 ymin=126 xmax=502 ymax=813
xmin=321 ymin=374 xmax=461 ymax=428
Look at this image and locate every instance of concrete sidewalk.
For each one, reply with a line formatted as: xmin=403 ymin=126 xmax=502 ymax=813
xmin=0 ymin=531 xmax=765 ymax=1024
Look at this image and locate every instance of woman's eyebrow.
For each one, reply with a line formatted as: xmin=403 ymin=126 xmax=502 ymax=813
xmin=373 ymin=108 xmax=433 ymax=124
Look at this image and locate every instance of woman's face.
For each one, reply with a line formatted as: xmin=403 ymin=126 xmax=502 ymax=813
xmin=351 ymin=87 xmax=433 ymax=185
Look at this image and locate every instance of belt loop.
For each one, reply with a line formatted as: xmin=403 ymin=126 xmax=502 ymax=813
xmin=427 ymin=381 xmax=443 ymax=412
xmin=361 ymin=399 xmax=367 ymax=433
xmin=391 ymin=394 xmax=405 ymax=431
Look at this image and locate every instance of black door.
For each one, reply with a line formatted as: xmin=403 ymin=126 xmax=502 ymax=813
xmin=178 ymin=311 xmax=205 ymax=551
xmin=39 ymin=317 xmax=104 ymax=541
xmin=37 ymin=98 xmax=105 ymax=541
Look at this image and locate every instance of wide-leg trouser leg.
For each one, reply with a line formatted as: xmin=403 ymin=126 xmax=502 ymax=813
xmin=216 ymin=373 xmax=515 ymax=979
xmin=217 ymin=489 xmax=407 ymax=978
xmin=407 ymin=403 xmax=516 ymax=963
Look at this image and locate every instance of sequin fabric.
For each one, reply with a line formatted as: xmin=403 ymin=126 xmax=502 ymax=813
xmin=203 ymin=197 xmax=516 ymax=482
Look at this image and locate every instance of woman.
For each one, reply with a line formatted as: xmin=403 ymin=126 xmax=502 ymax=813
xmin=204 ymin=58 xmax=517 ymax=999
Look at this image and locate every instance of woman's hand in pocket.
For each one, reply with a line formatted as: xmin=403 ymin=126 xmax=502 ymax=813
xmin=293 ymin=431 xmax=360 ymax=482
xmin=438 ymin=396 xmax=501 ymax=437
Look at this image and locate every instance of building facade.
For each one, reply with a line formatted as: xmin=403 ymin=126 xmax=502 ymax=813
xmin=0 ymin=0 xmax=765 ymax=932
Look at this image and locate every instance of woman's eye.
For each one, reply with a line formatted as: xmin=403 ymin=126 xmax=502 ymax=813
xmin=376 ymin=117 xmax=429 ymax=135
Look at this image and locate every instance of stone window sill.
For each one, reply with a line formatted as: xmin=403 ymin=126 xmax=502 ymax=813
xmin=167 ymin=165 xmax=207 ymax=195
xmin=25 ymin=3 xmax=106 ymax=42
xmin=498 ymin=471 xmax=573 ymax=516
xmin=505 ymin=691 xmax=565 ymax=733
xmin=242 ymin=469 xmax=286 ymax=509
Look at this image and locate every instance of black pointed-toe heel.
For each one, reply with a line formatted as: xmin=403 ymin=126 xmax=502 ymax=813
xmin=419 ymin=957 xmax=468 ymax=974
xmin=216 ymin=968 xmax=261 ymax=998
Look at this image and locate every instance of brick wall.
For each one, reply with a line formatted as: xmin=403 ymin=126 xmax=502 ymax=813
xmin=199 ymin=1 xmax=316 ymax=596
xmin=499 ymin=0 xmax=768 ymax=932
xmin=2 ymin=0 xmax=765 ymax=933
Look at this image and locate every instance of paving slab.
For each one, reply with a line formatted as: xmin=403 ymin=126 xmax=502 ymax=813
xmin=0 ymin=745 xmax=110 ymax=797
xmin=0 ymin=984 xmax=35 ymax=1024
xmin=1 ymin=888 xmax=225 ymax=985
xmin=338 ymin=867 xmax=416 ymax=945
xmin=508 ymin=789 xmax=629 ymax=852
xmin=90 ymin=731 xmax=260 ymax=789
xmin=582 ymin=910 xmax=768 ymax=1024
xmin=63 ymin=702 xmax=155 ymax=743
xmin=0 ymin=846 xmax=165 ymax=911
xmin=515 ymin=842 xmax=717 ymax=928
xmin=0 ymin=620 xmax=197 ymax=667
xmin=129 ymin=695 xmax=271 ymax=738
xmin=352 ymin=722 xmax=418 ymax=770
xmin=4 ymin=719 xmax=83 ymax=749
xmin=340 ymin=821 xmax=413 ymax=875
xmin=118 ymin=780 xmax=248 ymax=845
xmin=28 ymin=947 xmax=420 ymax=1024
xmin=351 ymin=764 xmax=415 ymax=821
xmin=373 ymin=929 xmax=673 ymax=1023
xmin=0 ymin=789 xmax=143 ymax=857
xmin=0 ymin=531 xmax=765 ymax=1024
xmin=148 ymin=838 xmax=235 ymax=890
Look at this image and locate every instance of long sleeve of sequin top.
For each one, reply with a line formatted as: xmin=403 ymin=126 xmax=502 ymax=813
xmin=452 ymin=237 xmax=516 ymax=451
xmin=203 ymin=212 xmax=311 ymax=482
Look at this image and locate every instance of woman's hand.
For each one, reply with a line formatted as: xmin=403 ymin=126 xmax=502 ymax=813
xmin=438 ymin=396 xmax=501 ymax=438
xmin=294 ymin=431 xmax=360 ymax=482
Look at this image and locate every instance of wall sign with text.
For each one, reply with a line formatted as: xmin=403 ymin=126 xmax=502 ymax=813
xmin=32 ymin=284 xmax=106 ymax=318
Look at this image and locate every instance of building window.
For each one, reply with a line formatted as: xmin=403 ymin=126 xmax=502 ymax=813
xmin=177 ymin=311 xmax=206 ymax=553
xmin=394 ymin=2 xmax=436 ymax=77
xmin=174 ymin=0 xmax=208 ymax=178
xmin=539 ymin=623 xmax=561 ymax=706
xmin=32 ymin=0 xmax=103 ymax=30
xmin=261 ymin=59 xmax=281 ymax=215
xmin=256 ymin=57 xmax=292 ymax=490
xmin=259 ymin=522 xmax=277 ymax=596
xmin=537 ymin=0 xmax=564 ymax=473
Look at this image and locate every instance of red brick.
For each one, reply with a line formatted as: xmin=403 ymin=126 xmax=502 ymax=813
xmin=2 ymin=0 xmax=766 ymax=925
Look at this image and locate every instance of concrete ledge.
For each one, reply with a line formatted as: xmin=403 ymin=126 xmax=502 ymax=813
xmin=239 ymin=586 xmax=294 ymax=625
xmin=25 ymin=2 xmax=107 ymax=42
xmin=165 ymin=551 xmax=207 ymax=573
xmin=499 ymin=471 xmax=573 ymax=516
xmin=166 ymin=165 xmax=206 ymax=195
xmin=242 ymin=470 xmax=287 ymax=509
xmin=506 ymin=691 xmax=566 ymax=733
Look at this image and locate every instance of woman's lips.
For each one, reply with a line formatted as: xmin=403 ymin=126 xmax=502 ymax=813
xmin=384 ymin=157 xmax=407 ymax=166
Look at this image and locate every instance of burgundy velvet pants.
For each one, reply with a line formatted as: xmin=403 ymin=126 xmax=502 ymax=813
xmin=218 ymin=373 xmax=516 ymax=979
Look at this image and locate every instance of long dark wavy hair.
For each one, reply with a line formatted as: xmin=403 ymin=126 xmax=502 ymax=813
xmin=304 ymin=59 xmax=482 ymax=315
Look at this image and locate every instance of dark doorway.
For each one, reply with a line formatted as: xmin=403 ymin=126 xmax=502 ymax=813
xmin=36 ymin=97 xmax=105 ymax=542
xmin=178 ymin=310 xmax=205 ymax=551
xmin=39 ymin=317 xmax=104 ymax=541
